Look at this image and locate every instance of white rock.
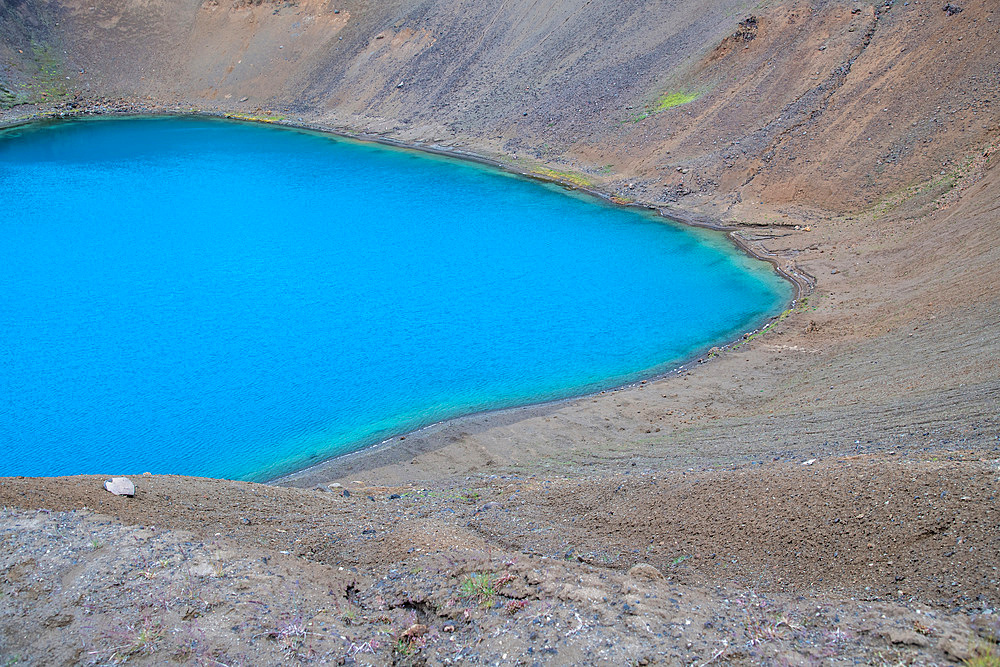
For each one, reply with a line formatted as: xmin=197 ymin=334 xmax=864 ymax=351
xmin=103 ymin=477 xmax=135 ymax=497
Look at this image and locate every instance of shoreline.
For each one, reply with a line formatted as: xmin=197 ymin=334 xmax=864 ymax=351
xmin=1 ymin=104 xmax=809 ymax=486
xmin=0 ymin=105 xmax=813 ymax=296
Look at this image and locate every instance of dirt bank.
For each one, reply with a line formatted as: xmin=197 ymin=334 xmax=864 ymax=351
xmin=2 ymin=452 xmax=999 ymax=665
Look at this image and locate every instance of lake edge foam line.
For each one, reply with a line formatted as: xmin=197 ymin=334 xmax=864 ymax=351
xmin=0 ymin=112 xmax=798 ymax=482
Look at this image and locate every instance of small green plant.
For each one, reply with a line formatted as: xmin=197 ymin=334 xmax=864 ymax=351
xmin=89 ymin=538 xmax=103 ymax=551
xmin=668 ymin=555 xmax=691 ymax=567
xmin=460 ymin=572 xmax=496 ymax=606
xmin=393 ymin=638 xmax=417 ymax=657
xmin=393 ymin=623 xmax=429 ymax=657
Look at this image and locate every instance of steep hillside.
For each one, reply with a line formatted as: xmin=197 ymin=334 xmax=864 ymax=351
xmin=4 ymin=0 xmax=997 ymax=212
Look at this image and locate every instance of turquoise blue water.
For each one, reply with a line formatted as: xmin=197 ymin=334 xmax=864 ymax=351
xmin=0 ymin=117 xmax=791 ymax=481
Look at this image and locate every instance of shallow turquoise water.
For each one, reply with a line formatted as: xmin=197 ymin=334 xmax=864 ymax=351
xmin=0 ymin=117 xmax=791 ymax=480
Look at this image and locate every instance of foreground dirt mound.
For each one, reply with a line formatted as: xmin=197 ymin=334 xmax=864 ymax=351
xmin=2 ymin=452 xmax=998 ymax=665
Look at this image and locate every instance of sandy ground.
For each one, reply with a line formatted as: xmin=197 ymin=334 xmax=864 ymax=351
xmin=2 ymin=0 xmax=1000 ymax=663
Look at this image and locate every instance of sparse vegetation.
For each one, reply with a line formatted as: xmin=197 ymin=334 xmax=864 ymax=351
xmin=653 ymin=91 xmax=699 ymax=112
xmin=632 ymin=90 xmax=700 ymax=121
xmin=531 ymin=167 xmax=592 ymax=188
xmin=459 ymin=572 xmax=496 ymax=605
xmin=93 ymin=617 xmax=164 ymax=663
xmin=0 ymin=83 xmax=17 ymax=109
xmin=23 ymin=43 xmax=70 ymax=104
xmin=223 ymin=111 xmax=288 ymax=123
xmin=966 ymin=643 xmax=1000 ymax=667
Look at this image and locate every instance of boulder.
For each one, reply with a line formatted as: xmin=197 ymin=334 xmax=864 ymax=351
xmin=103 ymin=477 xmax=135 ymax=497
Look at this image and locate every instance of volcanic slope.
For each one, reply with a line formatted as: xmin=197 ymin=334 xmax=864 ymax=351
xmin=1 ymin=0 xmax=999 ymax=664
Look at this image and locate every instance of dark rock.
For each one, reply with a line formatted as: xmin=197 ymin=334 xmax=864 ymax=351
xmin=943 ymin=3 xmax=962 ymax=14
xmin=734 ymin=16 xmax=758 ymax=41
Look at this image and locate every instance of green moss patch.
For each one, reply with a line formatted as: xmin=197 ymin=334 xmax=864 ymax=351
xmin=0 ymin=83 xmax=16 ymax=108
xmin=633 ymin=90 xmax=700 ymax=122
xmin=223 ymin=111 xmax=288 ymax=123
xmin=26 ymin=43 xmax=70 ymax=102
xmin=654 ymin=91 xmax=699 ymax=112
xmin=531 ymin=167 xmax=592 ymax=189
